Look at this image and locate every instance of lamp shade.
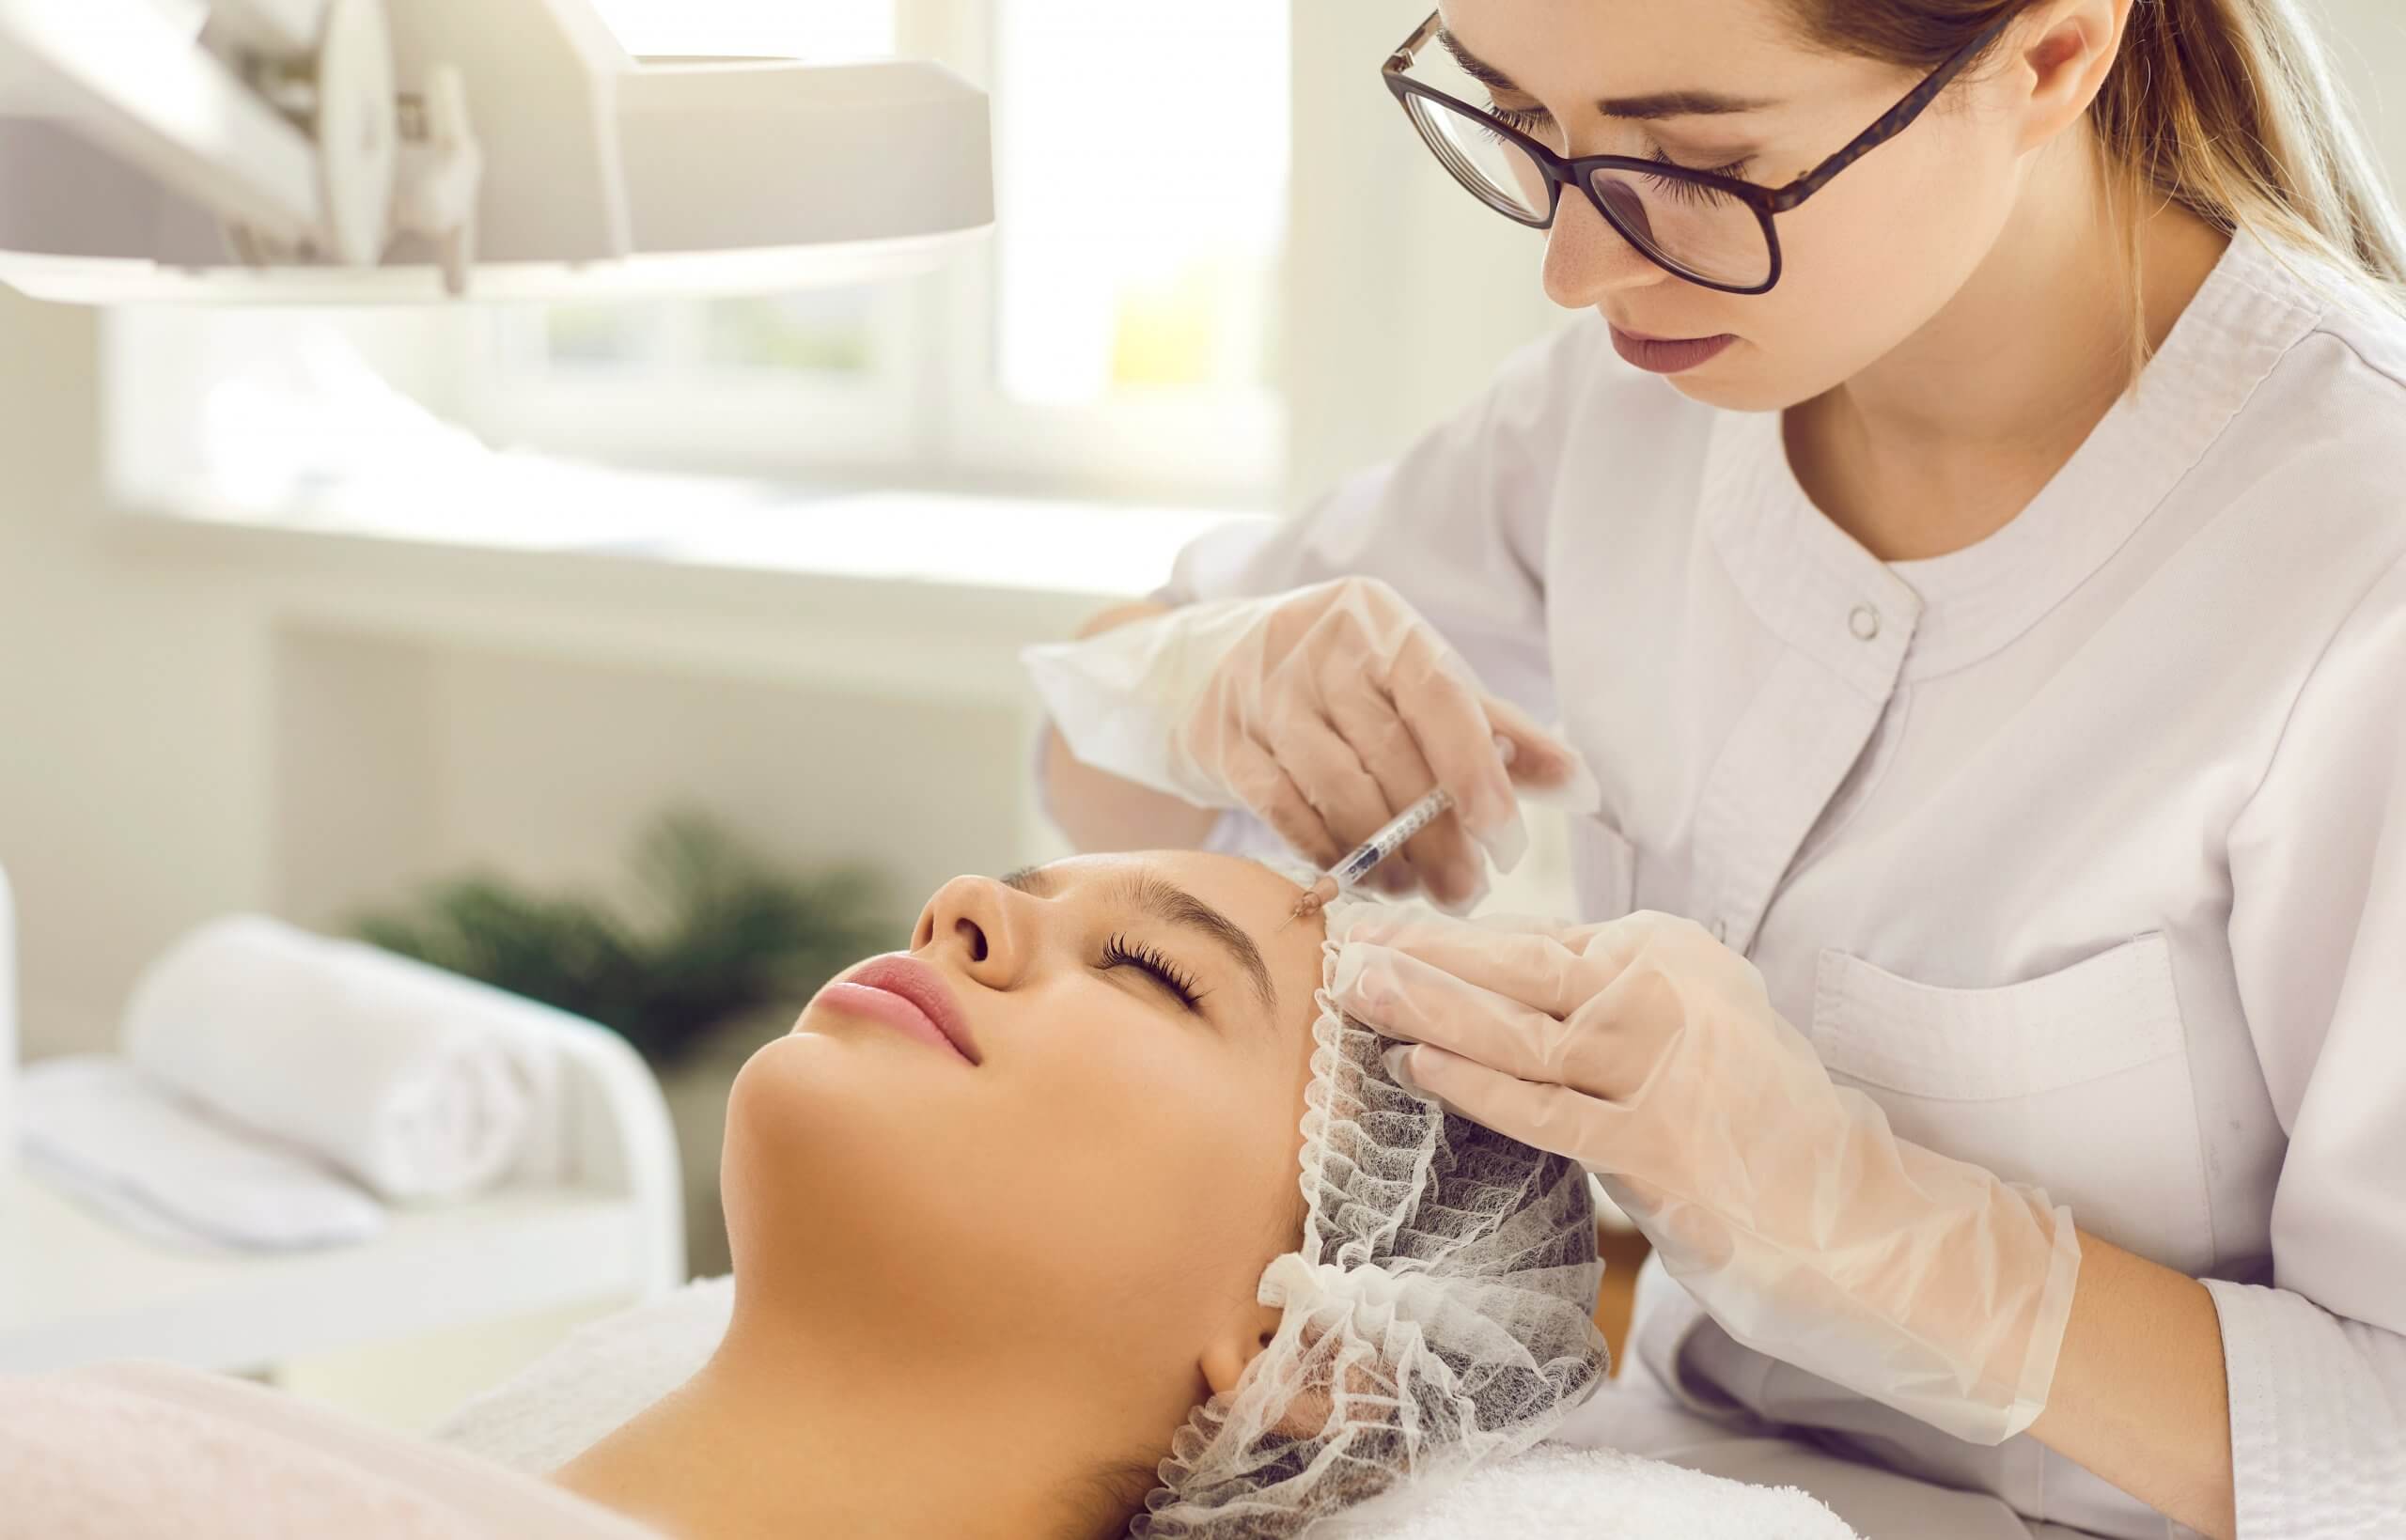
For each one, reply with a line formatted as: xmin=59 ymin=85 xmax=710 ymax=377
xmin=0 ymin=0 xmax=992 ymax=303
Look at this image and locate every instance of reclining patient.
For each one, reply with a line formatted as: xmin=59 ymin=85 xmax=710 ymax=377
xmin=0 ymin=851 xmax=1608 ymax=1540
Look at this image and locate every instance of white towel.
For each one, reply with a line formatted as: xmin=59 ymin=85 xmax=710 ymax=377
xmin=123 ymin=916 xmax=558 ymax=1202
xmin=434 ymin=1277 xmax=1859 ymax=1537
xmin=18 ymin=1056 xmax=385 ymax=1251
xmin=1374 ymin=1444 xmax=1857 ymax=1539
xmin=436 ymin=1276 xmax=738 ymax=1474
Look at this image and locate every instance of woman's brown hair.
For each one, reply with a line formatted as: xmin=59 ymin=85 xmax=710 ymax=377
xmin=1802 ymin=0 xmax=2406 ymax=356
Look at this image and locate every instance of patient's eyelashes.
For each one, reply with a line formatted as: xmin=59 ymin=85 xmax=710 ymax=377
xmin=1101 ymin=933 xmax=1205 ymax=1011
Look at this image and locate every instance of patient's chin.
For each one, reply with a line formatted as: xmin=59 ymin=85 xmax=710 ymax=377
xmin=720 ymin=1034 xmax=987 ymax=1291
xmin=726 ymin=1027 xmax=974 ymax=1161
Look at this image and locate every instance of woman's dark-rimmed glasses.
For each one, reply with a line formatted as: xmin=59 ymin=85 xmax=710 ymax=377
xmin=1382 ymin=10 xmax=2015 ymax=295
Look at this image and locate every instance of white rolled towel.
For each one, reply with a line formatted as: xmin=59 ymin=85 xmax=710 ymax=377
xmin=123 ymin=916 xmax=559 ymax=1202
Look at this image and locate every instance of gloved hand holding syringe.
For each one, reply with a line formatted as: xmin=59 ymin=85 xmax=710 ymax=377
xmin=1024 ymin=577 xmax=1600 ymax=909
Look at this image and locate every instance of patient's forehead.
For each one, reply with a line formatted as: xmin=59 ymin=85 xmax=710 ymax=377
xmin=1030 ymin=850 xmax=1305 ymax=926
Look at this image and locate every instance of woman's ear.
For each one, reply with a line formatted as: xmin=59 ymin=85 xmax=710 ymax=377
xmin=1197 ymin=1298 xmax=1284 ymax=1399
xmin=2013 ymin=0 xmax=2132 ymax=151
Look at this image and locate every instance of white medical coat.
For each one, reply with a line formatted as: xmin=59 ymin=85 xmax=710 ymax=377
xmin=1161 ymin=232 xmax=2406 ymax=1537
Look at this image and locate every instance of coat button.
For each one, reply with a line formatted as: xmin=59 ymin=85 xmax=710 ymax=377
xmin=1849 ymin=603 xmax=1882 ymax=641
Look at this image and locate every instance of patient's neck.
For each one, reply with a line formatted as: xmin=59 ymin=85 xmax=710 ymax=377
xmin=552 ymin=1301 xmax=1122 ymax=1539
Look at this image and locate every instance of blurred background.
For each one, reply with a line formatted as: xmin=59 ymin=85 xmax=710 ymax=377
xmin=1 ymin=0 xmax=2400 ymax=1425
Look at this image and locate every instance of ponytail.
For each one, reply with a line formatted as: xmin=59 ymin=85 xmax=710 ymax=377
xmin=2097 ymin=0 xmax=2406 ymax=292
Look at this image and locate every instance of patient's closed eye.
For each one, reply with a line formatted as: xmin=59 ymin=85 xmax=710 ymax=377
xmin=1101 ymin=933 xmax=1204 ymax=1010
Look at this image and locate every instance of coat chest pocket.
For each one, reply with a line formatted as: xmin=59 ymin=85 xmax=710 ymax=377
xmin=1810 ymin=934 xmax=2214 ymax=1268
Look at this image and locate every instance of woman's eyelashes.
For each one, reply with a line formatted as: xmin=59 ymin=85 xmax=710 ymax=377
xmin=1100 ymin=933 xmax=1205 ymax=1011
xmin=1489 ymin=102 xmax=1555 ymax=140
xmin=1646 ymin=148 xmax=1755 ymax=203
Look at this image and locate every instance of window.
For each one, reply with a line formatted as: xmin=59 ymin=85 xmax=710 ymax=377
xmin=459 ymin=0 xmax=1292 ymax=505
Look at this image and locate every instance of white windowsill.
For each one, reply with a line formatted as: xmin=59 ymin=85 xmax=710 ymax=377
xmin=103 ymin=474 xmax=1269 ymax=705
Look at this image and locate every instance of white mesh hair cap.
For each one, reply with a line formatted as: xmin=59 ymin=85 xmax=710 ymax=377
xmin=1132 ymin=887 xmax=1610 ymax=1539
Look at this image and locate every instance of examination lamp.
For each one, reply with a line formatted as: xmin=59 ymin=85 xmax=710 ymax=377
xmin=0 ymin=0 xmax=993 ymax=303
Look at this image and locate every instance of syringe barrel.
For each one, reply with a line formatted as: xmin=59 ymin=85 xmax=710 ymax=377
xmin=1331 ymin=787 xmax=1454 ymax=890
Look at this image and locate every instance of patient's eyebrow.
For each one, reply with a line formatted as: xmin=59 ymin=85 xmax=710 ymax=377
xmin=1000 ymin=865 xmax=1055 ymax=896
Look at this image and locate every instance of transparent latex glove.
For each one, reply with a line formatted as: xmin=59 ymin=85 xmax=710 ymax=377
xmin=1023 ymin=577 xmax=1600 ymax=909
xmin=1333 ymin=908 xmax=2082 ymax=1445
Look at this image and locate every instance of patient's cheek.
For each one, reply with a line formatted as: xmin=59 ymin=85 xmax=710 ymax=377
xmin=1023 ymin=1069 xmax=1273 ymax=1270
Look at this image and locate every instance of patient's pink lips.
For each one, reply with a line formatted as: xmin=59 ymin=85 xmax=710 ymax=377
xmin=817 ymin=955 xmax=979 ymax=1066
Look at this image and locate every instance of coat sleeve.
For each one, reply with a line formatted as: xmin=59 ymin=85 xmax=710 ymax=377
xmin=2213 ymin=552 xmax=2406 ymax=1537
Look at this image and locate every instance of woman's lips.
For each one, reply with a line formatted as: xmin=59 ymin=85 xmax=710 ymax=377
xmin=1609 ymin=325 xmax=1737 ymax=375
xmin=817 ymin=955 xmax=980 ymax=1066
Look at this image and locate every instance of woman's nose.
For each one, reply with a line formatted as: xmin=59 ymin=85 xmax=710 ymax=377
xmin=1542 ymin=190 xmax=1665 ymax=311
xmin=914 ymin=876 xmax=1031 ymax=990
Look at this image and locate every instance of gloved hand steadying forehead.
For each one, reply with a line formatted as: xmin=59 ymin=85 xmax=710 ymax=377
xmin=1333 ymin=908 xmax=2083 ymax=1447
xmin=1024 ymin=577 xmax=1598 ymax=909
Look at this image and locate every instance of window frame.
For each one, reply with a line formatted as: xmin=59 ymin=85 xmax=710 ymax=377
xmin=453 ymin=285 xmax=928 ymax=484
xmin=448 ymin=0 xmax=1289 ymax=506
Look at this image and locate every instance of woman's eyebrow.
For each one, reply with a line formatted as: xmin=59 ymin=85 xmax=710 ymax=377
xmin=1437 ymin=27 xmax=1520 ymax=92
xmin=1436 ymin=28 xmax=1779 ymax=120
xmin=1598 ymin=89 xmax=1780 ymax=120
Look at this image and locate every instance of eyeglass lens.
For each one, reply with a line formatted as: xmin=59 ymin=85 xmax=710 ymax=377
xmin=1398 ymin=61 xmax=1773 ymax=289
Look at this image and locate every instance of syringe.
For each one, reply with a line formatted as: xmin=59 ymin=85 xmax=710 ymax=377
xmin=1288 ymin=788 xmax=1455 ymax=921
xmin=1288 ymin=736 xmax=1514 ymax=923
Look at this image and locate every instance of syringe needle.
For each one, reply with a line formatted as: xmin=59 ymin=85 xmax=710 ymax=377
xmin=1283 ymin=875 xmax=1340 ymax=929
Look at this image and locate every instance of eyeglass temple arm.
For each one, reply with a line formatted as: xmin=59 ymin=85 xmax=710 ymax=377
xmin=1765 ymin=11 xmax=2018 ymax=213
xmin=1389 ymin=10 xmax=1443 ymax=72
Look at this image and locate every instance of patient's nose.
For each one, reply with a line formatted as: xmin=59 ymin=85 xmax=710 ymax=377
xmin=914 ymin=876 xmax=1028 ymax=990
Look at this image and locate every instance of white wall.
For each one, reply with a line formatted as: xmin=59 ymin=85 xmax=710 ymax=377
xmin=0 ymin=296 xmax=278 ymax=1058
xmin=274 ymin=628 xmax=1033 ymax=940
xmin=2318 ymin=0 xmax=2406 ymax=177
